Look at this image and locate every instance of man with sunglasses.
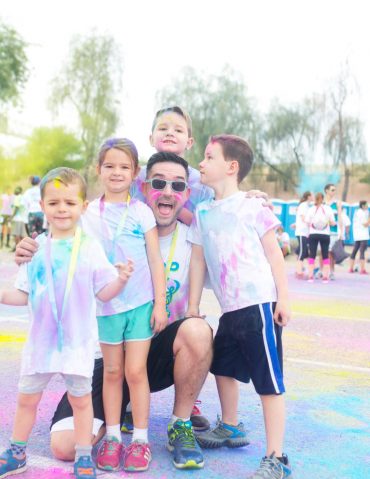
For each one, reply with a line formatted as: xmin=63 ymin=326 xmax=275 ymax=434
xmin=15 ymin=151 xmax=213 ymax=471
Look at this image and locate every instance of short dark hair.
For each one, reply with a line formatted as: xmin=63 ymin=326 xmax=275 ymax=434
xmin=152 ymin=106 xmax=192 ymax=137
xmin=324 ymin=183 xmax=335 ymax=192
xmin=146 ymin=152 xmax=189 ymax=179
xmin=40 ymin=167 xmax=87 ymax=200
xmin=359 ymin=200 xmax=368 ymax=209
xmin=30 ymin=175 xmax=41 ymax=186
xmin=210 ymin=134 xmax=254 ymax=183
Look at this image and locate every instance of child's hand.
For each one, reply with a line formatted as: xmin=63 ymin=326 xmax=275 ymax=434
xmin=150 ymin=304 xmax=168 ymax=334
xmin=273 ymin=300 xmax=291 ymax=327
xmin=184 ymin=308 xmax=205 ymax=320
xmin=115 ymin=259 xmax=134 ymax=284
xmin=245 ymin=190 xmax=273 ymax=211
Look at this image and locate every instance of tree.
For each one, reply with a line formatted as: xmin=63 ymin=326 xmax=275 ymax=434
xmin=324 ymin=65 xmax=367 ymax=200
xmin=156 ymin=66 xmax=259 ymax=167
xmin=262 ymin=95 xmax=325 ymax=192
xmin=50 ymin=32 xmax=123 ymax=177
xmin=0 ymin=21 xmax=28 ymax=107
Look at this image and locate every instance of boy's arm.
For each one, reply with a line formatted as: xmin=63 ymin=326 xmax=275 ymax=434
xmin=177 ymin=207 xmax=194 ymax=226
xmin=96 ymin=260 xmax=134 ymax=302
xmin=145 ymin=227 xmax=168 ymax=333
xmin=0 ymin=289 xmax=28 ymax=306
xmin=186 ymin=244 xmax=206 ymax=317
xmin=261 ymin=229 xmax=291 ymax=326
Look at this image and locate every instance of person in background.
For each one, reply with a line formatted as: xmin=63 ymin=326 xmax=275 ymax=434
xmin=1 ymin=187 xmax=13 ymax=248
xmin=305 ymin=192 xmax=335 ymax=283
xmin=324 ymin=183 xmax=342 ymax=280
xmin=349 ymin=201 xmax=370 ymax=274
xmin=11 ymin=187 xmax=28 ymax=251
xmin=294 ymin=191 xmax=312 ymax=278
xmin=23 ymin=176 xmax=44 ymax=236
xmin=275 ymin=225 xmax=291 ymax=257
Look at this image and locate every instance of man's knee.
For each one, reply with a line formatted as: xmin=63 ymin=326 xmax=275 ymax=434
xmin=50 ymin=431 xmax=75 ymax=461
xmin=175 ymin=318 xmax=213 ymax=357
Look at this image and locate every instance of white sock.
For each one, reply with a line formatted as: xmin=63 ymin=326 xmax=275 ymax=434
xmin=170 ymin=414 xmax=190 ymax=425
xmin=106 ymin=424 xmax=122 ymax=442
xmin=132 ymin=427 xmax=148 ymax=443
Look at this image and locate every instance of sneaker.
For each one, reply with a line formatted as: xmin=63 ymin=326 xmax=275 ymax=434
xmin=96 ymin=436 xmax=123 ymax=471
xmin=322 ymin=277 xmax=329 ymax=284
xmin=360 ymin=270 xmax=369 ymax=275
xmin=294 ymin=273 xmax=304 ymax=279
xmin=190 ymin=400 xmax=210 ymax=431
xmin=249 ymin=452 xmax=292 ymax=478
xmin=167 ymin=419 xmax=204 ymax=469
xmin=329 ymin=272 xmax=335 ymax=280
xmin=196 ymin=416 xmax=249 ymax=449
xmin=348 ymin=268 xmax=355 ymax=273
xmin=0 ymin=449 xmax=27 ymax=477
xmin=121 ymin=411 xmax=134 ymax=434
xmin=307 ymin=277 xmax=314 ymax=283
xmin=123 ymin=441 xmax=151 ymax=472
xmin=74 ymin=456 xmax=96 ymax=478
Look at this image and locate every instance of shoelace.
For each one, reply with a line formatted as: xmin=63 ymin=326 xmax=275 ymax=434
xmin=175 ymin=424 xmax=197 ymax=449
xmin=127 ymin=443 xmax=146 ymax=457
xmin=192 ymin=400 xmax=202 ymax=415
xmin=102 ymin=440 xmax=120 ymax=456
xmin=255 ymin=456 xmax=282 ymax=479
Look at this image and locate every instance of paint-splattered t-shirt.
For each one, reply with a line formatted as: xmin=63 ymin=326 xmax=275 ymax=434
xmin=188 ymin=192 xmax=280 ymax=313
xmin=160 ymin=221 xmax=191 ymax=323
xmin=83 ymin=198 xmax=156 ymax=315
xmin=130 ymin=165 xmax=214 ymax=213
xmin=14 ymin=232 xmax=118 ymax=378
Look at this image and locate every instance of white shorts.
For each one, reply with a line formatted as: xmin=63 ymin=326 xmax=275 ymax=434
xmin=329 ymin=234 xmax=339 ymax=252
xmin=18 ymin=373 xmax=92 ymax=397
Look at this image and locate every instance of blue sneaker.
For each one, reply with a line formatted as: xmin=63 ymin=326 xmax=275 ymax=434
xmin=121 ymin=411 xmax=134 ymax=434
xmin=249 ymin=452 xmax=293 ymax=478
xmin=167 ymin=420 xmax=204 ymax=469
xmin=196 ymin=416 xmax=249 ymax=448
xmin=74 ymin=456 xmax=96 ymax=479
xmin=0 ymin=448 xmax=27 ymax=477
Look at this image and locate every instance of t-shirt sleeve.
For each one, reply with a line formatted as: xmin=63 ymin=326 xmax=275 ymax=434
xmin=91 ymin=240 xmax=119 ymax=295
xmin=254 ymin=200 xmax=281 ymax=238
xmin=187 ymin=211 xmax=203 ymax=245
xmin=14 ymin=264 xmax=29 ymax=293
xmin=135 ymin=201 xmax=157 ymax=233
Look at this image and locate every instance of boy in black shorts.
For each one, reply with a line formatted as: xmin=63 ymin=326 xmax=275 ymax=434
xmin=187 ymin=134 xmax=292 ymax=478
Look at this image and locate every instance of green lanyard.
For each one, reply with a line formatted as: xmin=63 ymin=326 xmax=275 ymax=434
xmin=165 ymin=224 xmax=179 ymax=283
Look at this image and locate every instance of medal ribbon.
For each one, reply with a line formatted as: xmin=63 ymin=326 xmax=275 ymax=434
xmin=165 ymin=223 xmax=179 ymax=283
xmin=45 ymin=226 xmax=82 ymax=351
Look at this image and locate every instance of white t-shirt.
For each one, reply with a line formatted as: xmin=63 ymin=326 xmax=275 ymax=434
xmin=188 ymin=192 xmax=280 ymax=313
xmin=23 ymin=186 xmax=42 ymax=214
xmin=1 ymin=194 xmax=13 ymax=216
xmin=353 ymin=208 xmax=369 ymax=241
xmin=160 ymin=222 xmax=191 ymax=323
xmin=12 ymin=194 xmax=27 ymax=223
xmin=130 ymin=165 xmax=214 ymax=213
xmin=82 ymin=198 xmax=156 ymax=315
xmin=305 ymin=204 xmax=334 ymax=235
xmin=15 ymin=232 xmax=118 ymax=378
xmin=295 ymin=201 xmax=310 ymax=237
xmin=340 ymin=212 xmax=351 ymax=241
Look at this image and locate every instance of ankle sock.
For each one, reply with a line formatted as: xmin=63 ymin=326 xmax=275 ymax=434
xmin=75 ymin=444 xmax=92 ymax=461
xmin=10 ymin=440 xmax=27 ymax=459
xmin=132 ymin=427 xmax=148 ymax=443
xmin=170 ymin=415 xmax=190 ymax=425
xmin=106 ymin=424 xmax=122 ymax=442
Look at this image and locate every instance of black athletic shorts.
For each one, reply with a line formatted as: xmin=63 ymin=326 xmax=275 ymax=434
xmin=50 ymin=318 xmax=187 ymax=428
xmin=211 ymin=303 xmax=285 ymax=395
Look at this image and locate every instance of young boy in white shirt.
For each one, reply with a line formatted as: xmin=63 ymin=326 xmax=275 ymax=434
xmin=187 ymin=134 xmax=292 ymax=479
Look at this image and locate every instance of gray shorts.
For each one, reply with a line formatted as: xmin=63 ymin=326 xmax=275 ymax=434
xmin=18 ymin=373 xmax=92 ymax=397
xmin=329 ymin=234 xmax=339 ymax=252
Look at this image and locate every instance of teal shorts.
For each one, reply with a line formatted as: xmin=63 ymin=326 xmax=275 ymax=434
xmin=98 ymin=301 xmax=153 ymax=344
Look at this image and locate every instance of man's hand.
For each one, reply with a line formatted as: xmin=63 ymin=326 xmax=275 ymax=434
xmin=245 ymin=189 xmax=273 ymax=211
xmin=15 ymin=236 xmax=39 ymax=265
xmin=115 ymin=259 xmax=134 ymax=284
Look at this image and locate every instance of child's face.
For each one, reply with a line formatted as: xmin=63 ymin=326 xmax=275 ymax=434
xmin=199 ymin=142 xmax=231 ymax=188
xmin=40 ymin=181 xmax=87 ymax=237
xmin=150 ymin=112 xmax=193 ymax=157
xmin=98 ymin=148 xmax=138 ymax=196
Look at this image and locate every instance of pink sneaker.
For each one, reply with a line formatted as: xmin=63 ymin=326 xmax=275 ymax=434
xmin=360 ymin=270 xmax=369 ymax=275
xmin=123 ymin=441 xmax=152 ymax=472
xmin=307 ymin=277 xmax=314 ymax=283
xmin=96 ymin=436 xmax=123 ymax=471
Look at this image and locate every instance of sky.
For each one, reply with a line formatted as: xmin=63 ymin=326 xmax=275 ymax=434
xmin=2 ymin=0 xmax=370 ymax=160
